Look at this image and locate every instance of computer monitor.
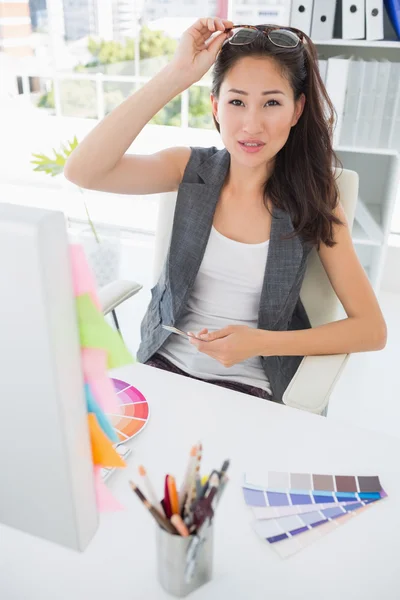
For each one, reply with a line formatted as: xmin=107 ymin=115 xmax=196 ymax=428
xmin=0 ymin=203 xmax=98 ymax=551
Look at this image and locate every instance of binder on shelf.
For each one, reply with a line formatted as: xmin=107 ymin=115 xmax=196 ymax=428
xmin=335 ymin=0 xmax=365 ymax=39
xmin=383 ymin=0 xmax=400 ymax=38
xmin=389 ymin=116 xmax=400 ymax=154
xmin=354 ymin=59 xmax=380 ymax=148
xmin=289 ymin=0 xmax=314 ymax=35
xmin=339 ymin=57 xmax=365 ymax=147
xmin=324 ymin=55 xmax=351 ymax=147
xmin=366 ymin=0 xmax=385 ymax=40
xmin=310 ymin=0 xmax=337 ymax=40
xmin=379 ymin=62 xmax=400 ymax=148
xmin=369 ymin=59 xmax=391 ymax=148
xmin=318 ymin=58 xmax=328 ymax=82
xmin=387 ymin=71 xmax=400 ymax=153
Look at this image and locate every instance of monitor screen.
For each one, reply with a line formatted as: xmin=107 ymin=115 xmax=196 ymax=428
xmin=0 ymin=203 xmax=98 ymax=551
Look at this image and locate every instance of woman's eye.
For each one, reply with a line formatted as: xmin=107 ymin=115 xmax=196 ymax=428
xmin=229 ymin=99 xmax=280 ymax=107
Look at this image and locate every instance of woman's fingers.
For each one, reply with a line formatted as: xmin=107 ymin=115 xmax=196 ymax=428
xmin=187 ymin=328 xmax=208 ymax=338
xmin=193 ymin=17 xmax=233 ymax=40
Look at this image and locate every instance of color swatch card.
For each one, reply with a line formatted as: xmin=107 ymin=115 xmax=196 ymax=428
xmin=243 ymin=470 xmax=387 ymax=558
xmin=249 ymin=499 xmax=360 ymax=520
xmin=244 ymin=470 xmax=384 ymax=496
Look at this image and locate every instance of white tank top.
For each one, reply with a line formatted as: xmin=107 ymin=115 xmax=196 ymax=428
xmin=158 ymin=225 xmax=272 ymax=394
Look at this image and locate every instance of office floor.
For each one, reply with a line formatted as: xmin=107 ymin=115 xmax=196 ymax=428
xmin=110 ymin=234 xmax=400 ymax=442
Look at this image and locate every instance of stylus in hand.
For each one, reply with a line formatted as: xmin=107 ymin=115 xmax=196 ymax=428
xmin=162 ymin=325 xmax=209 ymax=342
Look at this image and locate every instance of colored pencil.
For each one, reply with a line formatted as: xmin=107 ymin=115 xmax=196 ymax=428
xmin=168 ymin=474 xmax=180 ymax=515
xmin=138 ymin=465 xmax=164 ymax=516
xmin=129 ymin=480 xmax=177 ymax=534
xmin=179 ymin=445 xmax=197 ymax=512
xmin=171 ymin=514 xmax=190 ymax=537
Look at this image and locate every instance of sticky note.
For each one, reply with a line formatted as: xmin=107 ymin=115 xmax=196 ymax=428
xmin=69 ymin=244 xmax=101 ymax=310
xmin=85 ymin=383 xmax=119 ymax=443
xmin=81 ymin=348 xmax=120 ymax=413
xmin=75 ymin=294 xmax=134 ymax=369
xmin=87 ymin=413 xmax=126 ymax=468
xmin=93 ymin=466 xmax=124 ymax=512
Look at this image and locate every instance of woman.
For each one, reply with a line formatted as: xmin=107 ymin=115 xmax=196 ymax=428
xmin=65 ymin=17 xmax=387 ymax=404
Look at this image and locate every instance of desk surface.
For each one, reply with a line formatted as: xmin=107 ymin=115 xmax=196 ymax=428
xmin=2 ymin=363 xmax=400 ymax=600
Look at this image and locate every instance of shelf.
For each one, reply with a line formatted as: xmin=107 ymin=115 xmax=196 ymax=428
xmin=335 ymin=145 xmax=400 ymax=157
xmin=352 ymin=223 xmax=383 ymax=246
xmin=315 ymin=39 xmax=400 ymax=61
xmin=315 ymin=39 xmax=400 ymax=48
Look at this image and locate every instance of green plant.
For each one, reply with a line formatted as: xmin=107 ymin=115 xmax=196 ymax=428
xmin=30 ymin=136 xmax=100 ymax=243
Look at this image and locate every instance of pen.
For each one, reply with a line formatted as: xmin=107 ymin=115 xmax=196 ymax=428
xmin=194 ymin=443 xmax=203 ymax=499
xmin=219 ymin=459 xmax=230 ymax=479
xmin=179 ymin=445 xmax=197 ymax=513
xmin=163 ymin=475 xmax=173 ymax=518
xmin=216 ymin=474 xmax=229 ymax=506
xmin=185 ymin=516 xmax=212 ymax=583
xmin=138 ymin=465 xmax=164 ymax=516
xmin=170 ymin=514 xmax=189 ymax=537
xmin=129 ymin=480 xmax=177 ymax=534
xmin=167 ymin=474 xmax=180 ymax=515
xmin=185 ymin=473 xmax=220 ymax=530
xmin=199 ymin=469 xmax=219 ymax=499
xmin=183 ymin=443 xmax=200 ymax=518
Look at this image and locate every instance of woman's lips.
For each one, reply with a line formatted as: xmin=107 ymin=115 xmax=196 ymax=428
xmin=238 ymin=141 xmax=265 ymax=153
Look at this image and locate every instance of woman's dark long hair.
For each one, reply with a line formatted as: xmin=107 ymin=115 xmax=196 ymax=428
xmin=211 ymin=30 xmax=344 ymax=250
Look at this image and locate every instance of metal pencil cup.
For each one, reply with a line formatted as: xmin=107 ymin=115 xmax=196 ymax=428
xmin=156 ymin=524 xmax=213 ymax=597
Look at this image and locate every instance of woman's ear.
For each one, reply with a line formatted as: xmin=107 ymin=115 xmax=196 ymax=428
xmin=210 ymin=93 xmax=219 ymax=122
xmin=292 ymin=93 xmax=306 ymax=126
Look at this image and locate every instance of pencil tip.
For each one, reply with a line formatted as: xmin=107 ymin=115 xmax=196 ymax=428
xmin=138 ymin=465 xmax=146 ymax=476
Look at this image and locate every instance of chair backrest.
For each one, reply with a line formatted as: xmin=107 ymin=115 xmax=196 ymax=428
xmin=153 ymin=168 xmax=359 ymax=327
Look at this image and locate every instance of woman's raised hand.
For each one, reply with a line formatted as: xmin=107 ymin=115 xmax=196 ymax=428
xmin=170 ymin=17 xmax=234 ymax=86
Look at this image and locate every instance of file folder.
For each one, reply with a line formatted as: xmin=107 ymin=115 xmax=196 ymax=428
xmin=383 ymin=0 xmax=400 ymax=38
xmin=311 ymin=0 xmax=337 ymax=40
xmin=369 ymin=59 xmax=391 ymax=147
xmin=339 ymin=57 xmax=364 ymax=147
xmin=379 ymin=62 xmax=400 ymax=148
xmin=318 ymin=58 xmax=328 ymax=83
xmin=387 ymin=64 xmax=400 ymax=151
xmin=354 ymin=59 xmax=380 ymax=148
xmin=325 ymin=55 xmax=351 ymax=147
xmin=336 ymin=0 xmax=366 ymax=39
xmin=366 ymin=0 xmax=385 ymax=39
xmin=289 ymin=0 xmax=314 ymax=35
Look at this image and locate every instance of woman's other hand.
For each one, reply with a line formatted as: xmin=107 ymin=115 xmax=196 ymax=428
xmin=170 ymin=17 xmax=234 ymax=86
xmin=188 ymin=325 xmax=265 ymax=367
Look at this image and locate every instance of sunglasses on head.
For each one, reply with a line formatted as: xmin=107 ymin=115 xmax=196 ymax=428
xmin=224 ymin=24 xmax=305 ymax=48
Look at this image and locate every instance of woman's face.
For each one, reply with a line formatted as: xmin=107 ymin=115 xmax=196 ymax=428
xmin=211 ymin=56 xmax=305 ymax=166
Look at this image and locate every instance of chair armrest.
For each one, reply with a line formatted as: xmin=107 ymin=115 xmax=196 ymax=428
xmin=282 ymin=353 xmax=350 ymax=414
xmin=98 ymin=279 xmax=143 ymax=315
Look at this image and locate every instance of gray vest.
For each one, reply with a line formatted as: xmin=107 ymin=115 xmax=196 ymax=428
xmin=137 ymin=146 xmax=312 ymax=403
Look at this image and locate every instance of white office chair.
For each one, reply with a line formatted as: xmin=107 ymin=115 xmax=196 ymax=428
xmin=99 ymin=279 xmax=143 ymax=337
xmin=149 ymin=167 xmax=359 ymax=416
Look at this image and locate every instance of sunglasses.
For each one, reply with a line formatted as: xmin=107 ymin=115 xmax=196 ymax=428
xmin=224 ymin=24 xmax=305 ymax=48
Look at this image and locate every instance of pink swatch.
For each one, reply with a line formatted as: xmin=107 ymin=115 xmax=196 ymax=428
xmin=93 ymin=466 xmax=124 ymax=512
xmin=69 ymin=244 xmax=101 ymax=309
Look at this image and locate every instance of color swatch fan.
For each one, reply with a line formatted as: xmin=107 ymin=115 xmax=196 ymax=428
xmin=242 ymin=470 xmax=387 ymax=558
xmin=107 ymin=378 xmax=150 ymax=443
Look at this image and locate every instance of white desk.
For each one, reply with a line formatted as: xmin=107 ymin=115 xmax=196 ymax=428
xmin=1 ymin=363 xmax=400 ymax=599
